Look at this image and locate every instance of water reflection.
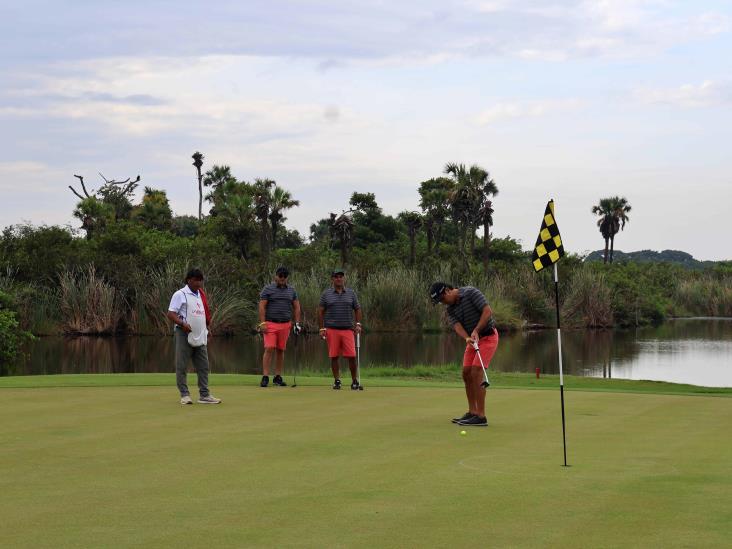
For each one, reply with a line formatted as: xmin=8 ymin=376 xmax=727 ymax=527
xmin=6 ymin=318 xmax=732 ymax=387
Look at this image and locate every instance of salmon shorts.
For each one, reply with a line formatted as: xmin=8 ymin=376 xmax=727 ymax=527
xmin=326 ymin=328 xmax=356 ymax=358
xmin=463 ymin=332 xmax=499 ymax=368
xmin=263 ymin=321 xmax=292 ymax=350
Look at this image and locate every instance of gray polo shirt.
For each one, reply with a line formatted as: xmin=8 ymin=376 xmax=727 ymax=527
xmin=260 ymin=283 xmax=299 ymax=322
xmin=319 ymin=287 xmax=360 ymax=329
xmin=446 ymin=286 xmax=495 ymax=336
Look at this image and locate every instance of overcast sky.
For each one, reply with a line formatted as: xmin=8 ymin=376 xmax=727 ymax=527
xmin=1 ymin=1 xmax=730 ymax=260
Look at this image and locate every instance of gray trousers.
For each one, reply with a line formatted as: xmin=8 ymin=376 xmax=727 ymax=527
xmin=175 ymin=328 xmax=210 ymax=397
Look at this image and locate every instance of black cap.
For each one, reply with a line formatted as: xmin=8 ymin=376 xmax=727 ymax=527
xmin=276 ymin=266 xmax=289 ymax=277
xmin=429 ymin=282 xmax=448 ymax=304
xmin=331 ymin=268 xmax=345 ymax=276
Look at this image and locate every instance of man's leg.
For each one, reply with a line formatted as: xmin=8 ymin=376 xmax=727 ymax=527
xmin=192 ymin=345 xmax=210 ymax=397
xmin=175 ymin=329 xmax=193 ymax=396
xmin=347 ymin=357 xmax=358 ymax=383
xmin=263 ymin=347 xmax=274 ymax=375
xmin=467 ymin=367 xmax=486 ymax=417
xmin=462 ymin=367 xmax=475 ymax=414
xmin=331 ymin=357 xmax=340 ymax=380
xmin=275 ymin=349 xmax=285 ymax=376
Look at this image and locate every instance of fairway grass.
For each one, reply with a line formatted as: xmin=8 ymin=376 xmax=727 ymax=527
xmin=1 ymin=376 xmax=731 ymax=548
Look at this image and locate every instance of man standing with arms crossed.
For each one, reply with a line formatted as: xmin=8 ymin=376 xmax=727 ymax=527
xmin=258 ymin=266 xmax=301 ymax=387
xmin=430 ymin=282 xmax=498 ymax=426
xmin=319 ymin=269 xmax=362 ymax=390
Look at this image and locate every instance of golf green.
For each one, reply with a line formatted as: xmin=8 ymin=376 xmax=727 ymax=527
xmin=1 ymin=376 xmax=730 ymax=548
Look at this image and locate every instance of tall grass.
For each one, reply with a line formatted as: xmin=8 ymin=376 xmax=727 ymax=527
xmin=676 ymin=275 xmax=732 ymax=317
xmin=561 ymin=268 xmax=613 ymax=327
xmin=0 ymin=270 xmax=60 ymax=334
xmin=132 ymin=261 xmax=255 ymax=335
xmin=59 ymin=266 xmax=123 ymax=334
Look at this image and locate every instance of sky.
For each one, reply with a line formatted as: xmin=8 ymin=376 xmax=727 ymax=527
xmin=1 ymin=1 xmax=730 ymax=260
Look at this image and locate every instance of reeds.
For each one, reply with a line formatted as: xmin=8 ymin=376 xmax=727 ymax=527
xmin=562 ymin=268 xmax=613 ymax=327
xmin=676 ymin=275 xmax=732 ymax=317
xmin=59 ymin=266 xmax=123 ymax=334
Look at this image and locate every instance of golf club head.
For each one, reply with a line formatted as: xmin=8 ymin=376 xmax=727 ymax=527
xmin=481 ymin=380 xmax=490 ymax=388
xmin=358 ymin=385 xmax=364 ymax=391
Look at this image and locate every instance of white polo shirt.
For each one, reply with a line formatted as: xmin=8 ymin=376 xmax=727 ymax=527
xmin=168 ymin=285 xmax=207 ymax=346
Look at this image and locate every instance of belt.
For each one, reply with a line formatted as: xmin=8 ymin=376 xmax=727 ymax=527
xmin=265 ymin=319 xmax=291 ymax=323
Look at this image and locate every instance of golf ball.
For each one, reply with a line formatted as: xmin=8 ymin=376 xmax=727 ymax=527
xmin=460 ymin=430 xmax=467 ymax=436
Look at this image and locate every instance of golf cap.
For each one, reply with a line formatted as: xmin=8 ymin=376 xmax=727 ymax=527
xmin=276 ymin=266 xmax=289 ymax=277
xmin=429 ymin=281 xmax=448 ymax=304
xmin=331 ymin=268 xmax=345 ymax=276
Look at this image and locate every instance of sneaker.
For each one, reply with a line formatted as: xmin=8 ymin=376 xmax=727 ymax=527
xmin=451 ymin=412 xmax=474 ymax=424
xmin=273 ymin=375 xmax=287 ymax=387
xmin=350 ymin=380 xmax=361 ymax=390
xmin=198 ymin=395 xmax=221 ymax=404
xmin=260 ymin=375 xmax=269 ymax=387
xmin=458 ymin=415 xmax=488 ymax=427
xmin=180 ymin=395 xmax=193 ymax=405
xmin=332 ymin=379 xmax=342 ymax=390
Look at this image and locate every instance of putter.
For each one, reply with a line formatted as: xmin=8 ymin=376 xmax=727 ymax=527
xmin=291 ymin=326 xmax=299 ymax=388
xmin=356 ymin=332 xmax=364 ymax=390
xmin=472 ymin=340 xmax=491 ymax=388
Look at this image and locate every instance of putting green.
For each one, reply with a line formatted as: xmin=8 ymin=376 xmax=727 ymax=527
xmin=1 ymin=377 xmax=730 ymax=548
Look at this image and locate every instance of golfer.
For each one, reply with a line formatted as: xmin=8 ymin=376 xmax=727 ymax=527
xmin=430 ymin=282 xmax=498 ymax=426
xmin=167 ymin=268 xmax=221 ymax=405
xmin=258 ymin=266 xmax=301 ymax=387
xmin=318 ymin=269 xmax=362 ymax=390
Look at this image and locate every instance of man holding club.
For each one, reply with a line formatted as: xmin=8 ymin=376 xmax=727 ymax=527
xmin=430 ymin=282 xmax=498 ymax=427
xmin=319 ymin=268 xmax=362 ymax=390
xmin=258 ymin=266 xmax=302 ymax=387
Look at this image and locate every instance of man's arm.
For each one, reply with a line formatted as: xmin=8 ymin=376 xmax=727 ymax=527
xmin=354 ymin=307 xmax=362 ymax=334
xmin=452 ymin=322 xmax=472 ymax=344
xmin=258 ymin=300 xmax=267 ymax=331
xmin=293 ymin=299 xmax=301 ymax=324
xmin=471 ymin=304 xmax=494 ymax=341
xmin=318 ymin=306 xmax=326 ymax=338
xmin=166 ymin=311 xmax=192 ymax=333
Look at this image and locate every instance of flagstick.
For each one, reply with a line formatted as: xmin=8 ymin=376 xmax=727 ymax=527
xmin=554 ymin=262 xmax=569 ymax=467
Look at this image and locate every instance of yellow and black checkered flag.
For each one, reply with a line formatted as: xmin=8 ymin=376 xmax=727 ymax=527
xmin=532 ymin=200 xmax=565 ymax=272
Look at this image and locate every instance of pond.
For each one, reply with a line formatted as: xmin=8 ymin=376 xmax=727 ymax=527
xmin=5 ymin=318 xmax=732 ymax=387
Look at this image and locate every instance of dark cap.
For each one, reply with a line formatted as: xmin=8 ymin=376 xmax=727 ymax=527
xmin=331 ymin=268 xmax=345 ymax=276
xmin=429 ymin=281 xmax=448 ymax=304
xmin=275 ymin=266 xmax=289 ymax=277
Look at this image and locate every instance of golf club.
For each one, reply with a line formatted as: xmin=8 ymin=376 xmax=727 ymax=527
xmin=291 ymin=325 xmax=299 ymax=388
xmin=472 ymin=340 xmax=491 ymax=388
xmin=356 ymin=331 xmax=364 ymax=390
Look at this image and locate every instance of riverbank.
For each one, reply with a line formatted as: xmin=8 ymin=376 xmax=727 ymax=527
xmin=2 ymin=370 xmax=730 ymax=396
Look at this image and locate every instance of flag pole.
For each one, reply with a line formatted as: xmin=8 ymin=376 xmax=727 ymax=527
xmin=554 ymin=261 xmax=569 ymax=467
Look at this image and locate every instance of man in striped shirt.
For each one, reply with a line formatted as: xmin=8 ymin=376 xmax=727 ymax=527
xmin=258 ymin=266 xmax=301 ymax=387
xmin=430 ymin=282 xmax=498 ymax=427
xmin=318 ymin=269 xmax=362 ymax=390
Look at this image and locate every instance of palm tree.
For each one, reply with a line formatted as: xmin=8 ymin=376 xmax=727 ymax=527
xmin=329 ymin=212 xmax=354 ymax=265
xmin=479 ymin=199 xmax=495 ymax=274
xmin=399 ymin=211 xmax=423 ymax=266
xmin=192 ymin=152 xmax=204 ymax=220
xmin=268 ymin=186 xmax=300 ymax=250
xmin=592 ymin=196 xmax=632 ymax=263
xmin=202 ymin=165 xmax=238 ymax=210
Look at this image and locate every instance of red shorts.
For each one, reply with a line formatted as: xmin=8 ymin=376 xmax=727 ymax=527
xmin=263 ymin=321 xmax=291 ymax=350
xmin=463 ymin=332 xmax=499 ymax=368
xmin=326 ymin=328 xmax=356 ymax=358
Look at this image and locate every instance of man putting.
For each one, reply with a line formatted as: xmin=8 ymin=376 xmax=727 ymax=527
xmin=167 ymin=268 xmax=221 ymax=405
xmin=430 ymin=282 xmax=498 ymax=426
xmin=319 ymin=269 xmax=362 ymax=390
xmin=258 ymin=266 xmax=301 ymax=387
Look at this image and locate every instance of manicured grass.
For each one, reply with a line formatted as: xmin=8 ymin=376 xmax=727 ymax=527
xmin=1 ymin=374 xmax=731 ymax=547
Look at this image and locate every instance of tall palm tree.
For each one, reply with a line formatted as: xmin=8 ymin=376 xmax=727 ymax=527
xmin=268 ymin=186 xmax=300 ymax=250
xmin=592 ymin=196 xmax=632 ymax=263
xmin=192 ymin=152 xmax=204 ymax=220
xmin=329 ymin=212 xmax=353 ymax=265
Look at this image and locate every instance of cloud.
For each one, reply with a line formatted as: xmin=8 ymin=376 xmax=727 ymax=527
xmin=477 ymin=99 xmax=582 ymax=125
xmin=633 ymin=80 xmax=732 ymax=107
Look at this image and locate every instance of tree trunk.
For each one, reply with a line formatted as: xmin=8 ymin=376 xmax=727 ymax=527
xmin=609 ymin=235 xmax=615 ymax=263
xmin=425 ymin=219 xmax=433 ymax=256
xmin=469 ymin=225 xmax=476 ymax=256
xmin=603 ymin=238 xmax=609 ymax=264
xmin=271 ymin=221 xmax=278 ymax=251
xmin=197 ymin=169 xmax=203 ymax=221
xmin=260 ymin=218 xmax=270 ymax=264
xmin=483 ymin=222 xmax=490 ymax=275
